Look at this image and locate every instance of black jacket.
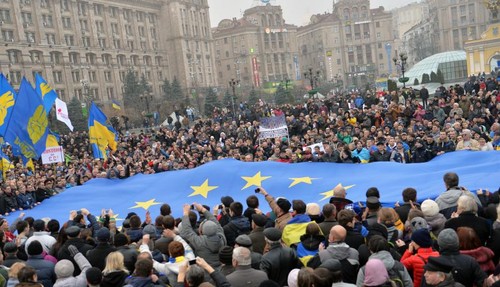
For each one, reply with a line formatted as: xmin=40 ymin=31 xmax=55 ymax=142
xmin=394 ymin=202 xmax=421 ymax=223
xmin=437 ymin=249 xmax=487 ymax=287
xmin=86 ymin=242 xmax=117 ymax=271
xmin=260 ymin=243 xmax=299 ymax=287
xmin=57 ymin=238 xmax=94 ymax=276
xmin=101 ymin=270 xmax=128 ymax=287
xmin=444 ymin=212 xmax=491 ymax=245
xmin=116 ymin=245 xmax=139 ymax=274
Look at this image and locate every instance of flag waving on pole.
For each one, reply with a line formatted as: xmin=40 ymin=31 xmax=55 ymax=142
xmin=35 ymin=73 xmax=58 ymax=113
xmin=88 ymin=102 xmax=117 ymax=159
xmin=112 ymin=100 xmax=121 ymax=110
xmin=55 ymin=98 xmax=74 ymax=131
xmin=0 ymin=74 xmax=17 ymax=137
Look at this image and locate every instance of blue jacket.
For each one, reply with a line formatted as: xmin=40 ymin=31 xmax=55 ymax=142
xmin=17 ymin=193 xmax=35 ymax=209
xmin=26 ymin=255 xmax=56 ymax=287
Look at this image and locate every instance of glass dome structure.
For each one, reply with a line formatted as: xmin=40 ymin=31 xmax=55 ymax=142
xmin=404 ymin=51 xmax=467 ymax=84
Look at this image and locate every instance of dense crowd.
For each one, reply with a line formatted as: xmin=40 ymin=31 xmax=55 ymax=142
xmin=0 ymin=75 xmax=499 ymax=286
xmin=0 ymin=171 xmax=498 ymax=287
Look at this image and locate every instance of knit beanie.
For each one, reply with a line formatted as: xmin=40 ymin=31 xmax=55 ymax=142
xmin=27 ymin=240 xmax=43 ymax=256
xmin=201 ymin=221 xmax=217 ymax=236
xmin=219 ymin=246 xmax=233 ymax=265
xmin=437 ymin=228 xmax=459 ymax=251
xmin=55 ymin=259 xmax=75 ymax=278
xmin=411 ymin=229 xmax=433 ymax=248
xmin=364 ymin=259 xmax=389 ymax=286
xmin=421 ymin=199 xmax=440 ymax=217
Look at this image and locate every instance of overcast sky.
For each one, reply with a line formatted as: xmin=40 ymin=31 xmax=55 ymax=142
xmin=208 ymin=0 xmax=419 ymax=27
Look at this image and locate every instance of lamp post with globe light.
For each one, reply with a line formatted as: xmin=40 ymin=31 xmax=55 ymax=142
xmin=393 ymin=53 xmax=409 ymax=88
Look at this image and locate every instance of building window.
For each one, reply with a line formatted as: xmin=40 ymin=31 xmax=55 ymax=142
xmin=7 ymin=50 xmax=21 ymax=64
xmin=104 ymin=71 xmax=112 ymax=81
xmin=50 ymin=52 xmax=62 ymax=64
xmin=94 ymin=4 xmax=103 ymax=16
xmin=82 ymin=36 xmax=90 ymax=47
xmin=64 ymin=35 xmax=74 ymax=46
xmin=2 ymin=30 xmax=13 ymax=41
xmin=88 ymin=71 xmax=97 ymax=82
xmin=62 ymin=17 xmax=71 ymax=29
xmin=0 ymin=9 xmax=11 ymax=23
xmin=52 ymin=71 xmax=63 ymax=83
xmin=9 ymin=71 xmax=22 ymax=85
xmin=30 ymin=51 xmax=43 ymax=63
xmin=98 ymin=38 xmax=106 ymax=48
xmin=60 ymin=0 xmax=70 ymax=11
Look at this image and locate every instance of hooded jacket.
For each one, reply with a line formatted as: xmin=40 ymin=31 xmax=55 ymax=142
xmin=180 ymin=210 xmax=226 ymax=268
xmin=223 ymin=215 xmax=251 ymax=246
xmin=101 ymin=270 xmax=129 ymax=287
xmin=425 ymin=213 xmax=446 ymax=236
xmin=435 ymin=187 xmax=481 ymax=219
xmin=356 ymin=250 xmax=413 ymax=287
xmin=282 ymin=214 xmax=320 ymax=247
xmin=308 ymin=243 xmax=359 ymax=284
xmin=296 ymin=234 xmax=324 ymax=266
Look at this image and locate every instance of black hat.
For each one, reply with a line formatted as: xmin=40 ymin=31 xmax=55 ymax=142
xmin=368 ymin=223 xmax=388 ymax=240
xmin=65 ymin=226 xmax=81 ymax=238
xmin=252 ymin=214 xmax=268 ymax=227
xmin=27 ymin=240 xmax=43 ymax=256
xmin=219 ymin=246 xmax=233 ymax=265
xmin=425 ymin=256 xmax=454 ymax=273
xmin=411 ymin=229 xmax=432 ymax=248
xmin=263 ymin=227 xmax=282 ymax=241
xmin=276 ymin=198 xmax=291 ymax=213
xmin=366 ymin=196 xmax=380 ymax=210
xmin=319 ymin=259 xmax=342 ymax=272
xmin=3 ymin=242 xmax=17 ymax=253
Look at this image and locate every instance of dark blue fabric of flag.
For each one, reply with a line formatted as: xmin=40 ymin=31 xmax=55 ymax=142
xmin=4 ymin=151 xmax=499 ymax=225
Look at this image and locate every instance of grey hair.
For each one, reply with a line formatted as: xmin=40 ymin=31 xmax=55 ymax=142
xmin=457 ymin=195 xmax=477 ymax=214
xmin=232 ymin=247 xmax=251 ymax=266
xmin=186 ymin=265 xmax=205 ymax=287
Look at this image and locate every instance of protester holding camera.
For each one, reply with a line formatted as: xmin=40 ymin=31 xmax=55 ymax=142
xmin=175 ymin=257 xmax=231 ymax=287
xmin=179 ymin=203 xmax=226 ymax=268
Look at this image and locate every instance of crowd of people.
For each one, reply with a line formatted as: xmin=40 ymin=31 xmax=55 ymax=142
xmin=0 ymin=76 xmax=498 ymax=286
xmin=0 ymin=171 xmax=498 ymax=287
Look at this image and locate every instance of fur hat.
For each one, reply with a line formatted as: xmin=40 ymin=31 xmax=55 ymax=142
xmin=55 ymin=259 xmax=75 ymax=278
xmin=410 ymin=217 xmax=428 ymax=232
xmin=421 ymin=199 xmax=440 ymax=217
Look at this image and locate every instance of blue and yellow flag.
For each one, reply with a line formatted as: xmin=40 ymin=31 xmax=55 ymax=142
xmin=112 ymin=100 xmax=121 ymax=110
xmin=4 ymin=78 xmax=50 ymax=159
xmin=88 ymin=102 xmax=117 ymax=159
xmin=2 ymin=151 xmax=499 ymax=226
xmin=0 ymin=74 xmax=17 ymax=137
xmin=35 ymin=73 xmax=58 ymax=113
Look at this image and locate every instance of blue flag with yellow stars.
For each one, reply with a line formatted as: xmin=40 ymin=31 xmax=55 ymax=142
xmin=4 ymin=77 xmax=49 ymax=159
xmin=0 ymin=74 xmax=17 ymax=137
xmin=3 ymin=151 xmax=499 ymax=226
xmin=88 ymin=102 xmax=117 ymax=160
xmin=35 ymin=73 xmax=58 ymax=113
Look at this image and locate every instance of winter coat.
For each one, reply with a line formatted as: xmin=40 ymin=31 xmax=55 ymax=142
xmin=401 ymin=247 xmax=440 ymax=287
xmin=126 ymin=228 xmax=143 ymax=243
xmin=26 ymin=255 xmax=56 ymax=287
xmin=116 ymin=245 xmax=139 ymax=274
xmin=223 ymin=215 xmax=251 ymax=246
xmin=264 ymin=195 xmax=292 ymax=231
xmin=24 ymin=232 xmax=57 ymax=255
xmin=180 ymin=210 xmax=226 ymax=268
xmin=438 ymin=248 xmax=487 ymax=287
xmin=226 ymin=265 xmax=268 ymax=287
xmin=249 ymin=227 xmax=266 ymax=254
xmin=356 ymin=250 xmax=413 ymax=287
xmin=53 ymin=253 xmax=91 ymax=287
xmin=424 ymin=213 xmax=446 ymax=237
xmin=260 ymin=243 xmax=299 ymax=287
xmin=435 ymin=188 xmax=481 ymax=219
xmin=460 ymin=247 xmax=495 ymax=274
xmin=101 ymin=270 xmax=129 ymax=287
xmin=57 ymin=238 xmax=93 ymax=276
xmin=296 ymin=234 xmax=323 ymax=266
xmin=444 ymin=212 xmax=491 ymax=244
xmin=85 ymin=242 xmax=117 ymax=271
xmin=307 ymin=243 xmax=359 ymax=284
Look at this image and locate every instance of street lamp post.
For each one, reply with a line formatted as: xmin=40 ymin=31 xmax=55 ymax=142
xmin=229 ymin=78 xmax=239 ymax=117
xmin=393 ymin=53 xmax=409 ymax=88
xmin=304 ymin=68 xmax=320 ymax=98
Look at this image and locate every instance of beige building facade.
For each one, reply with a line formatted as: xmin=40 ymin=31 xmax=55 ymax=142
xmin=0 ymin=0 xmax=215 ymax=109
xmin=297 ymin=0 xmax=394 ymax=88
xmin=212 ymin=4 xmax=299 ymax=89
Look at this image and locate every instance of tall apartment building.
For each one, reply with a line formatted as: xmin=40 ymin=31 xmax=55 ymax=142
xmin=212 ymin=4 xmax=298 ymax=89
xmin=297 ymin=0 xmax=394 ymax=88
xmin=0 ymin=0 xmax=215 ymax=108
xmin=392 ymin=1 xmax=429 ymax=40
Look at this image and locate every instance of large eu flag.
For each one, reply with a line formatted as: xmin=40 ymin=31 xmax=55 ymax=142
xmin=4 ymin=151 xmax=499 ymax=225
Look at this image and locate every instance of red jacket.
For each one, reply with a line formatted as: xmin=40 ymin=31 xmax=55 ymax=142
xmin=401 ymin=247 xmax=439 ymax=287
xmin=460 ymin=247 xmax=495 ymax=274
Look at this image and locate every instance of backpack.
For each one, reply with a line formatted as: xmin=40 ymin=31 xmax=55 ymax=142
xmin=387 ymin=261 xmax=405 ymax=287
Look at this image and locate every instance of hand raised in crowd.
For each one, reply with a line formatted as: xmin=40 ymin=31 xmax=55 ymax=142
xmin=142 ymin=234 xmax=150 ymax=246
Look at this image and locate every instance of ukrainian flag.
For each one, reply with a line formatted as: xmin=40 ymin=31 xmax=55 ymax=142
xmin=0 ymin=74 xmax=17 ymax=137
xmin=112 ymin=100 xmax=121 ymax=110
xmin=4 ymin=78 xmax=49 ymax=159
xmin=35 ymin=73 xmax=58 ymax=113
xmin=88 ymin=102 xmax=117 ymax=159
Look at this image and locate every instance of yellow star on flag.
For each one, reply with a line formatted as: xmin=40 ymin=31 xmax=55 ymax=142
xmin=129 ymin=199 xmax=162 ymax=210
xmin=288 ymin=177 xmax=319 ymax=188
xmin=319 ymin=183 xmax=355 ymax=201
xmin=189 ymin=179 xmax=218 ymax=198
xmin=241 ymin=171 xmax=271 ymax=190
